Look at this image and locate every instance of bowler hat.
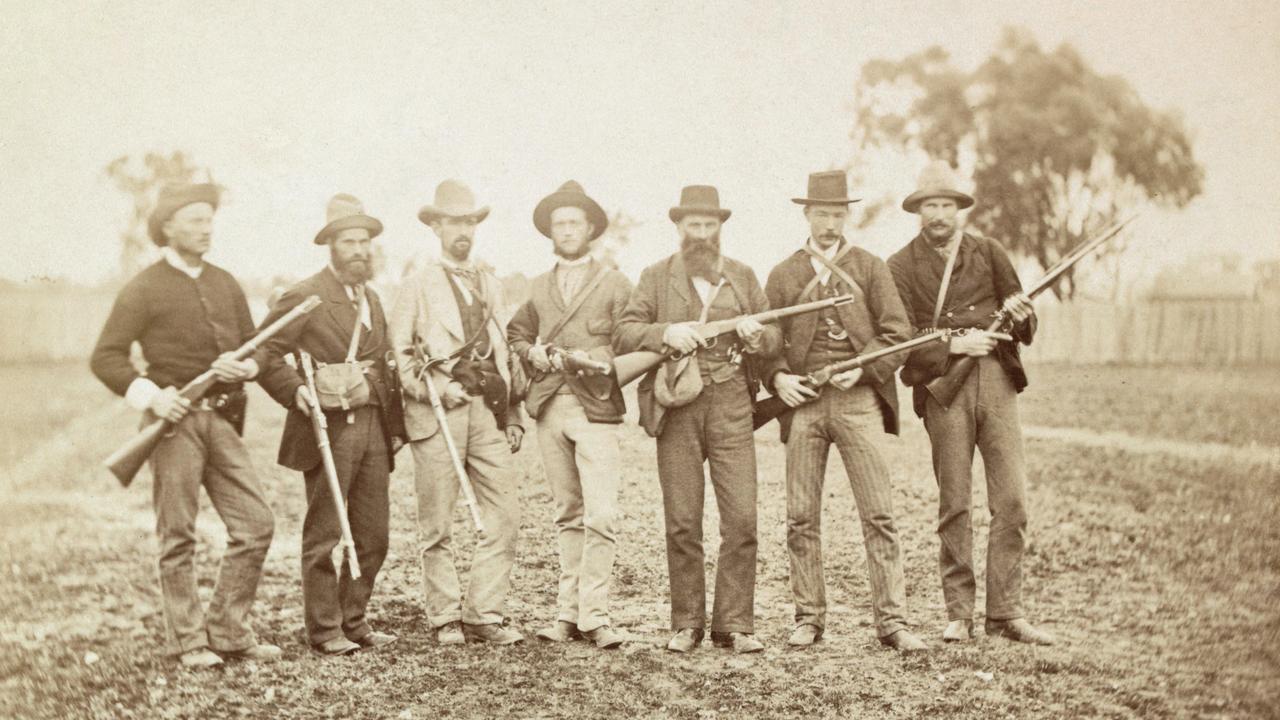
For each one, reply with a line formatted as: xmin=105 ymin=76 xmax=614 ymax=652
xmin=148 ymin=183 xmax=220 ymax=246
xmin=314 ymin=193 xmax=383 ymax=245
xmin=533 ymin=180 xmax=608 ymax=241
xmin=791 ymin=171 xmax=861 ymax=205
xmin=902 ymin=161 xmax=975 ymax=213
xmin=418 ymin=179 xmax=491 ymax=225
xmin=669 ymin=185 xmax=731 ymax=223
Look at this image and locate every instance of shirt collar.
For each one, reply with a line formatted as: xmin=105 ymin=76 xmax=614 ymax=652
xmin=439 ymin=255 xmax=476 ymax=273
xmin=556 ymin=254 xmax=593 ymax=269
xmin=162 ymin=247 xmax=203 ymax=279
xmin=805 ymin=237 xmax=842 ymax=261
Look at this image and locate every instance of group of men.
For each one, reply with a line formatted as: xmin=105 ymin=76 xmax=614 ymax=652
xmin=91 ymin=162 xmax=1054 ymax=668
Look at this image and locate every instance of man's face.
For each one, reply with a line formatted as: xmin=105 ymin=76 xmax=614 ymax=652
xmin=550 ymin=205 xmax=593 ymax=260
xmin=329 ymin=228 xmax=373 ymax=284
xmin=677 ymin=214 xmax=722 ymax=277
xmin=163 ymin=202 xmax=215 ymax=258
xmin=804 ymin=205 xmax=848 ymax=250
xmin=919 ymin=197 xmax=960 ymax=243
xmin=431 ymin=216 xmax=479 ymax=261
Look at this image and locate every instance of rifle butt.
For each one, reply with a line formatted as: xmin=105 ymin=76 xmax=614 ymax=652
xmin=923 ymin=356 xmax=975 ymax=409
xmin=751 ymin=395 xmax=790 ymax=430
xmin=104 ymin=420 xmax=168 ymax=488
xmin=613 ymin=350 xmax=667 ymax=388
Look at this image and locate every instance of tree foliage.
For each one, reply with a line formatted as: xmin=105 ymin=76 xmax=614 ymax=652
xmin=104 ymin=151 xmax=209 ymax=278
xmin=852 ymin=27 xmax=1203 ymax=298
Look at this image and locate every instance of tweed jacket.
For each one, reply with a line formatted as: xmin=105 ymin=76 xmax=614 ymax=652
xmin=388 ymin=256 xmax=525 ymax=442
xmin=612 ymin=252 xmax=782 ymax=438
xmin=254 ymin=268 xmax=407 ymax=472
xmin=506 ymin=258 xmax=632 ymax=423
xmin=763 ymin=240 xmax=912 ymax=438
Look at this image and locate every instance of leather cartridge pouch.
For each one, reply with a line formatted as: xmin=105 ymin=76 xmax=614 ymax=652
xmin=314 ymin=293 xmax=372 ymax=411
xmin=654 ymin=278 xmax=720 ymax=409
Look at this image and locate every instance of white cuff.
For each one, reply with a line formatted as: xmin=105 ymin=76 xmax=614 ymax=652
xmin=243 ymin=358 xmax=259 ymax=380
xmin=125 ymin=377 xmax=162 ymax=412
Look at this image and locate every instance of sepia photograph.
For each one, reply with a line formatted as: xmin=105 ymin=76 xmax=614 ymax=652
xmin=1 ymin=1 xmax=1277 ymax=717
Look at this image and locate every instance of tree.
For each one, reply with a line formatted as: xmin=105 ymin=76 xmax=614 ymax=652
xmin=104 ymin=151 xmax=211 ymax=277
xmin=851 ymin=27 xmax=1203 ymax=298
xmin=594 ymin=209 xmax=640 ymax=270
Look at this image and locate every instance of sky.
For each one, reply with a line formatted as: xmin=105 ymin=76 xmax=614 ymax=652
xmin=2 ymin=0 xmax=1277 ymax=289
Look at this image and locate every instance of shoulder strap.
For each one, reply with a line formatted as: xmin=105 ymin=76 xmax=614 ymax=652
xmin=800 ymin=242 xmax=861 ymax=300
xmin=542 ymin=266 xmax=610 ymax=345
xmin=931 ymin=236 xmax=962 ymax=327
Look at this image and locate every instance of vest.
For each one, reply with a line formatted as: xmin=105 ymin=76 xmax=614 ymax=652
xmin=690 ymin=280 xmax=745 ymax=384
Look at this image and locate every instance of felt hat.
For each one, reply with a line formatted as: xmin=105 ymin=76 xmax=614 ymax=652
xmin=791 ymin=170 xmax=861 ymax=205
xmin=147 ymin=183 xmax=220 ymax=246
xmin=314 ymin=193 xmax=383 ymax=245
xmin=902 ymin=161 xmax=975 ymax=213
xmin=533 ymin=180 xmax=608 ymax=241
xmin=417 ymin=179 xmax=491 ymax=225
xmin=669 ymin=185 xmax=731 ymax=223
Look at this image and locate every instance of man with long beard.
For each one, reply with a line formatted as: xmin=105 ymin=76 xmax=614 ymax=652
xmin=613 ymin=185 xmax=781 ymax=654
xmin=507 ymin=180 xmax=633 ymax=649
xmin=255 ymin=193 xmax=406 ymax=656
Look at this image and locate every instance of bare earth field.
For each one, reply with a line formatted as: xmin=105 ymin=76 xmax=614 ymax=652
xmin=1 ymin=363 xmax=1277 ymax=719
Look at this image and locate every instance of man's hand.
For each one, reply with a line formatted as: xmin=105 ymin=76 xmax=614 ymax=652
xmin=527 ymin=344 xmax=553 ymax=373
xmin=949 ymin=330 xmax=1014 ymax=357
xmin=150 ymin=387 xmax=192 ymax=424
xmin=294 ymin=385 xmax=314 ymax=417
xmin=1002 ymin=292 xmax=1035 ymax=324
xmin=505 ymin=425 xmax=524 ymax=453
xmin=662 ymin=322 xmax=706 ymax=355
xmin=211 ymin=354 xmax=258 ymax=382
xmin=735 ymin=317 xmax=766 ymax=352
xmin=773 ymin=372 xmax=818 ymax=408
xmin=829 ymin=367 xmax=863 ymax=390
xmin=440 ymin=380 xmax=470 ymax=409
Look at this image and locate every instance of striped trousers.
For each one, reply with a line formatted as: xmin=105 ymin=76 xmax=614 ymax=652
xmin=785 ymin=384 xmax=907 ymax=638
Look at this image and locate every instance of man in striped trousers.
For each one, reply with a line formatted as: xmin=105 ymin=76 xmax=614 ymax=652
xmin=764 ymin=171 xmax=927 ymax=652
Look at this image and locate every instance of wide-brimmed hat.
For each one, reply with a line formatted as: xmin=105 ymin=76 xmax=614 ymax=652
xmin=533 ymin=180 xmax=608 ymax=241
xmin=791 ymin=170 xmax=861 ymax=205
xmin=147 ymin=183 xmax=220 ymax=246
xmin=418 ymin=179 xmax=491 ymax=225
xmin=669 ymin=185 xmax=731 ymax=223
xmin=314 ymin=193 xmax=383 ymax=245
xmin=902 ymin=161 xmax=975 ymax=213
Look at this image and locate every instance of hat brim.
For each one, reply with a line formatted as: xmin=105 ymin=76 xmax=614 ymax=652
xmin=533 ymin=192 xmax=608 ymax=241
xmin=669 ymin=207 xmax=731 ymax=223
xmin=791 ymin=197 xmax=862 ymax=206
xmin=314 ymin=215 xmax=384 ymax=245
xmin=148 ymin=183 xmax=220 ymax=246
xmin=902 ymin=189 xmax=975 ymax=213
xmin=418 ymin=206 xmax=491 ymax=225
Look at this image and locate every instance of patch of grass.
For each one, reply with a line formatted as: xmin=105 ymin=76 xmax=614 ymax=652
xmin=0 ymin=360 xmax=112 ymax=469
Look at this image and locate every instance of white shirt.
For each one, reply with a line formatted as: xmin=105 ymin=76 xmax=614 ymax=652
xmin=162 ymin=247 xmax=203 ymax=279
xmin=555 ymin=254 xmax=592 ymax=301
xmin=806 ymin=238 xmax=842 ymax=286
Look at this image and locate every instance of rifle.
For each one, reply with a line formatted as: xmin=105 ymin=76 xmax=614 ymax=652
xmin=752 ymin=329 xmax=950 ymax=429
xmin=924 ymin=214 xmax=1139 ymax=408
xmin=541 ymin=345 xmax=612 ymax=377
xmin=299 ymin=350 xmax=361 ymax=579
xmin=613 ymin=294 xmax=855 ymax=387
xmin=407 ymin=340 xmax=486 ymax=535
xmin=104 ymin=295 xmax=322 ymax=487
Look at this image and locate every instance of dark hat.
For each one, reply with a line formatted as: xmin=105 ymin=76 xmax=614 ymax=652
xmin=148 ymin=183 xmax=220 ymax=246
xmin=669 ymin=185 xmax=731 ymax=223
xmin=418 ymin=179 xmax=491 ymax=225
xmin=533 ymin=180 xmax=608 ymax=241
xmin=791 ymin=170 xmax=861 ymax=206
xmin=314 ymin=193 xmax=383 ymax=245
xmin=902 ymin=161 xmax=975 ymax=213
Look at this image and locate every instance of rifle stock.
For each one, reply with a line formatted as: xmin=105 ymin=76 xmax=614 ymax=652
xmin=300 ymin=351 xmax=362 ymax=579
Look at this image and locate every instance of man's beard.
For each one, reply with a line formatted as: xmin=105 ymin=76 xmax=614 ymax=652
xmin=680 ymin=232 xmax=721 ymax=280
xmin=445 ymin=238 xmax=472 ymax=262
xmin=333 ymin=252 xmax=373 ymax=285
xmin=923 ymin=218 xmax=956 ymax=244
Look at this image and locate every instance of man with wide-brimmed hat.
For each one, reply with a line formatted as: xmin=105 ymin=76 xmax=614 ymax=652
xmin=389 ymin=179 xmax=527 ymax=645
xmin=254 ymin=193 xmax=407 ymax=656
xmin=886 ymin=161 xmax=1054 ymax=646
xmin=506 ymin=180 xmax=633 ymax=649
xmin=612 ymin=185 xmax=781 ymax=654
xmin=91 ymin=182 xmax=279 ymax=668
xmin=763 ymin=170 xmax=927 ymax=652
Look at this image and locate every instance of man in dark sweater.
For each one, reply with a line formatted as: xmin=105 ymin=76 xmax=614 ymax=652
xmin=506 ymin=181 xmax=632 ymax=649
xmin=90 ymin=183 xmax=279 ymax=668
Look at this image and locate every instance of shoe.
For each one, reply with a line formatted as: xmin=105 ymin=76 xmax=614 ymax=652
xmin=535 ymin=620 xmax=583 ymax=643
xmin=310 ymin=637 xmax=360 ymax=657
xmin=942 ymin=619 xmax=974 ymax=643
xmin=879 ymin=629 xmax=928 ymax=653
xmin=352 ymin=631 xmax=398 ymax=650
xmin=179 ymin=648 xmax=224 ymax=668
xmin=787 ymin=624 xmax=822 ymax=647
xmin=436 ymin=621 xmax=466 ymax=646
xmin=218 ymin=643 xmax=283 ymax=662
xmin=711 ymin=631 xmax=764 ymax=654
xmin=582 ymin=625 xmax=624 ymax=649
xmin=665 ymin=628 xmax=704 ymax=653
xmin=985 ymin=618 xmax=1056 ymax=646
xmin=463 ymin=622 xmax=524 ymax=645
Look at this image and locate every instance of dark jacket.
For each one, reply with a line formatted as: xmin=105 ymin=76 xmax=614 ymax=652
xmin=886 ymin=232 xmax=1036 ymax=417
xmin=254 ymin=268 xmax=406 ymax=472
xmin=764 ymin=241 xmax=912 ymax=438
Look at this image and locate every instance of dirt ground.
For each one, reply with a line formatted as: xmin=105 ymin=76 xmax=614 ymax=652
xmin=1 ymin=364 xmax=1277 ymax=719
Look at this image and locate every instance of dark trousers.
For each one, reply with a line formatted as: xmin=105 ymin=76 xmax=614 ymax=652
xmin=655 ymin=375 xmax=758 ymax=634
xmin=301 ymin=405 xmax=390 ymax=645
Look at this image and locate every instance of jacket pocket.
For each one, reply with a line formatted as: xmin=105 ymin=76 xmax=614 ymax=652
xmin=586 ymin=319 xmax=613 ymax=337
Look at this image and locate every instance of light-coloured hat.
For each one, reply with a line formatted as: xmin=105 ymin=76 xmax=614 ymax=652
xmin=533 ymin=180 xmax=608 ymax=241
xmin=314 ymin=193 xmax=383 ymax=245
xmin=417 ymin=179 xmax=491 ymax=225
xmin=902 ymin=161 xmax=975 ymax=213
